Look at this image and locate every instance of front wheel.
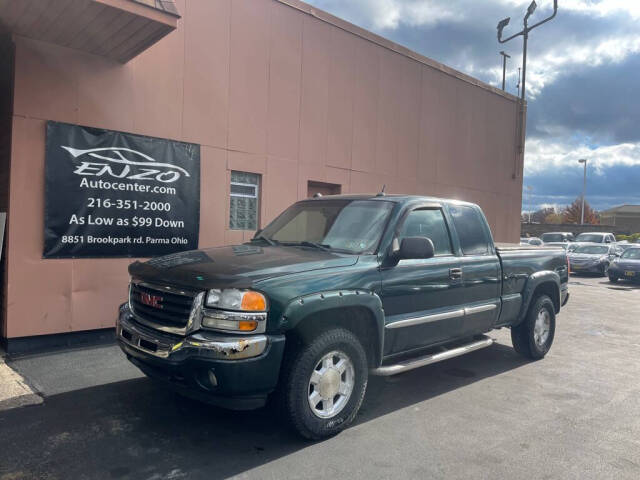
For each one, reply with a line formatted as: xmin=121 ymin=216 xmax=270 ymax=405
xmin=511 ymin=295 xmax=556 ymax=360
xmin=608 ymin=274 xmax=619 ymax=283
xmin=280 ymin=328 xmax=368 ymax=440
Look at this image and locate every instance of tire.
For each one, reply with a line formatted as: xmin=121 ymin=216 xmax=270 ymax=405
xmin=511 ymin=295 xmax=556 ymax=360
xmin=279 ymin=328 xmax=368 ymax=440
xmin=608 ymin=274 xmax=618 ymax=283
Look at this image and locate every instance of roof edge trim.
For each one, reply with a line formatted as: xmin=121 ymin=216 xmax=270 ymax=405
xmin=277 ymin=0 xmax=520 ymax=103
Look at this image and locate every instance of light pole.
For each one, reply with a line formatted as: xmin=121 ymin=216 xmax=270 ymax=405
xmin=578 ymin=159 xmax=587 ymax=224
xmin=516 ymin=67 xmax=521 ymax=98
xmin=497 ymin=1 xmax=558 ymax=103
xmin=497 ymin=1 xmax=558 ymax=179
xmin=499 ymin=51 xmax=511 ymax=90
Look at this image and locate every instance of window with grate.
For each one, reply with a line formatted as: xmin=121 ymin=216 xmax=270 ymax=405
xmin=229 ymin=171 xmax=260 ymax=230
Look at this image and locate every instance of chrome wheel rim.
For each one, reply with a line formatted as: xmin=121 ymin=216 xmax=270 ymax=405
xmin=533 ymin=309 xmax=551 ymax=348
xmin=308 ymin=350 xmax=355 ymax=419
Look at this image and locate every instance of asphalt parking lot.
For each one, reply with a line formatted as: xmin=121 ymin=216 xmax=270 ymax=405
xmin=1 ymin=275 xmax=639 ymax=480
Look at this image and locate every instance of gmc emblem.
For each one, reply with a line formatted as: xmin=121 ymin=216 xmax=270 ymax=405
xmin=140 ymin=292 xmax=163 ymax=309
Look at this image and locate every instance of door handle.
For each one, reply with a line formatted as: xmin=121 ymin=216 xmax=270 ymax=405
xmin=449 ymin=268 xmax=463 ymax=280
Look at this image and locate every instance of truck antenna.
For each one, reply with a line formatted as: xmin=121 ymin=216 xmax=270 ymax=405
xmin=376 ymin=185 xmax=386 ymax=197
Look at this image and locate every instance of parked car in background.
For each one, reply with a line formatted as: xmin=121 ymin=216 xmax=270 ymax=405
xmin=575 ymin=232 xmax=616 ymax=244
xmin=568 ymin=243 xmax=618 ymax=276
xmin=567 ymin=243 xmax=580 ymax=253
xmin=117 ymin=195 xmax=569 ymax=439
xmin=608 ymin=247 xmax=640 ymax=283
xmin=541 ymin=232 xmax=575 ymax=244
xmin=616 ymin=242 xmax=634 ymax=253
xmin=544 ymin=242 xmax=570 ymax=251
xmin=520 ymin=237 xmax=543 ymax=246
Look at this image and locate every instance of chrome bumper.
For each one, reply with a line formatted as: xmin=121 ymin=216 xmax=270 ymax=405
xmin=117 ymin=309 xmax=268 ymax=360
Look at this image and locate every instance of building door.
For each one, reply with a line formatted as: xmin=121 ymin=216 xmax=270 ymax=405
xmin=307 ymin=181 xmax=341 ymax=198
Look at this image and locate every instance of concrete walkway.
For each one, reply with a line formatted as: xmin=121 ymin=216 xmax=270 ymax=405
xmin=0 ymin=350 xmax=42 ymax=411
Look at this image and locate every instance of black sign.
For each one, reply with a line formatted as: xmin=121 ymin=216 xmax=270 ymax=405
xmin=44 ymin=122 xmax=200 ymax=258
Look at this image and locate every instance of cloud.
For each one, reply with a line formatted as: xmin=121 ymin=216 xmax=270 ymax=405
xmin=306 ymin=0 xmax=640 ymax=211
xmin=524 ymin=140 xmax=640 ymax=175
xmin=523 ymin=140 xmax=640 ymax=211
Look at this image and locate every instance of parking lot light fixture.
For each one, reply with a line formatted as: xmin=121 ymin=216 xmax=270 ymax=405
xmin=497 ymin=1 xmax=558 ymax=179
xmin=578 ymin=159 xmax=587 ymax=224
xmin=499 ymin=51 xmax=511 ymax=90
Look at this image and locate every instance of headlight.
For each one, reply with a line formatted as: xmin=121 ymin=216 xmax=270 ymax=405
xmin=205 ymin=289 xmax=267 ymax=311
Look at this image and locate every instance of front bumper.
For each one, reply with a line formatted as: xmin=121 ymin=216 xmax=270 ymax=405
xmin=608 ymin=265 xmax=640 ymax=280
xmin=116 ymin=305 xmax=285 ymax=409
xmin=570 ymin=262 xmax=605 ymax=273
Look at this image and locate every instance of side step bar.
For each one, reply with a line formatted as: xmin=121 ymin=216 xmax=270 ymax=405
xmin=370 ymin=336 xmax=494 ymax=376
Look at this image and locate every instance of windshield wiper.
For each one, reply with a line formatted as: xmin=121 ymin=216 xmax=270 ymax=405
xmin=282 ymin=241 xmax=332 ymax=252
xmin=250 ymin=234 xmax=277 ymax=246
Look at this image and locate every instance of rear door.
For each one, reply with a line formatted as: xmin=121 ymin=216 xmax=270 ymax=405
xmin=380 ymin=206 xmax=464 ymax=355
xmin=448 ymin=204 xmax=501 ymax=335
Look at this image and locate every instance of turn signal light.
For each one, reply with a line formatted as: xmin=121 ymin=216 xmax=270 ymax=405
xmin=241 ymin=291 xmax=267 ymax=311
xmin=238 ymin=320 xmax=259 ymax=331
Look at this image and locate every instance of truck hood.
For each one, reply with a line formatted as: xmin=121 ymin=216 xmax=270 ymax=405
xmin=128 ymin=245 xmax=359 ymax=289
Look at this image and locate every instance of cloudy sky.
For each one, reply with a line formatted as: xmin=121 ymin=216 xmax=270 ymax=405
xmin=306 ymin=0 xmax=640 ymax=213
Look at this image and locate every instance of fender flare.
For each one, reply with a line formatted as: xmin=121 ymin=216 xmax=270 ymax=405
xmin=516 ymin=270 xmax=561 ymax=325
xmin=280 ymin=289 xmax=385 ymax=367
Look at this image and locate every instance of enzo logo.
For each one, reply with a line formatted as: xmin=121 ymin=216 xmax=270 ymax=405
xmin=61 ymin=146 xmax=190 ymax=183
xmin=139 ymin=292 xmax=163 ymax=309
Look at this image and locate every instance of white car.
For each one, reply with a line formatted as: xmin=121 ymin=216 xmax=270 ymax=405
xmin=520 ymin=237 xmax=543 ymax=246
xmin=574 ymin=232 xmax=617 ymax=244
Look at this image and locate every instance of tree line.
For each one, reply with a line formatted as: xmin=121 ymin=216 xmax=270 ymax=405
xmin=522 ymin=197 xmax=599 ymax=224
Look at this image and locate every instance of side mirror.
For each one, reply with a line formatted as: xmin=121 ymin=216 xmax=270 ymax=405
xmin=397 ymin=237 xmax=435 ymax=260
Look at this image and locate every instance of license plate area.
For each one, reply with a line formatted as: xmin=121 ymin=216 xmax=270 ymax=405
xmin=625 ymin=271 xmax=635 ymax=277
xmin=139 ymin=338 xmax=159 ymax=352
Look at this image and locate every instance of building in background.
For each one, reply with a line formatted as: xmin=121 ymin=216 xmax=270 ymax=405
xmin=600 ymin=205 xmax=640 ymax=233
xmin=0 ymin=0 xmax=523 ymax=352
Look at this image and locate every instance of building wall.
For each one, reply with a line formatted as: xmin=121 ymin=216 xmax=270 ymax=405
xmin=4 ymin=0 xmax=522 ymax=339
xmin=0 ymin=33 xmax=14 ymax=339
xmin=600 ymin=214 xmax=640 ymax=233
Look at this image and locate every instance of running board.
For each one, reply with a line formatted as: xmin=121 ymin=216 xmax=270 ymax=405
xmin=370 ymin=336 xmax=494 ymax=376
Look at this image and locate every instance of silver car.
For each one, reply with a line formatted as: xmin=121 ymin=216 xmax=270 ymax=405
xmin=568 ymin=243 xmax=618 ymax=276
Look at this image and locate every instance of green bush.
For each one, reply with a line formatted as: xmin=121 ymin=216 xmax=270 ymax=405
xmin=616 ymin=233 xmax=640 ymax=242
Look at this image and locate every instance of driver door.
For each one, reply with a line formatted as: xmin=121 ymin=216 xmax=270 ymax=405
xmin=380 ymin=207 xmax=464 ymax=356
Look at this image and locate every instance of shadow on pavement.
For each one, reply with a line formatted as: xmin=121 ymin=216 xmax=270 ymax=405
xmin=0 ymin=342 xmax=527 ymax=480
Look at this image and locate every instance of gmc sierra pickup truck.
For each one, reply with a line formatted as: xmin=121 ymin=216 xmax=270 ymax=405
xmin=117 ymin=195 xmax=569 ymax=439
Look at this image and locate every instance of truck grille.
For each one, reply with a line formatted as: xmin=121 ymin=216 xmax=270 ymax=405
xmin=129 ymin=282 xmax=197 ymax=333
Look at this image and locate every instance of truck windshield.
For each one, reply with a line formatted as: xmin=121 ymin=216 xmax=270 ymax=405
xmin=258 ymin=200 xmax=394 ymax=254
xmin=575 ymin=234 xmax=604 ymax=243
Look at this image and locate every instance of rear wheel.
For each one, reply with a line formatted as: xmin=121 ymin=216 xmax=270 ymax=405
xmin=511 ymin=295 xmax=556 ymax=360
xmin=280 ymin=328 xmax=368 ymax=440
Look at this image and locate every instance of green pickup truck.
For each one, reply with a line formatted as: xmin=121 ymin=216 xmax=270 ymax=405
xmin=117 ymin=195 xmax=569 ymax=439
